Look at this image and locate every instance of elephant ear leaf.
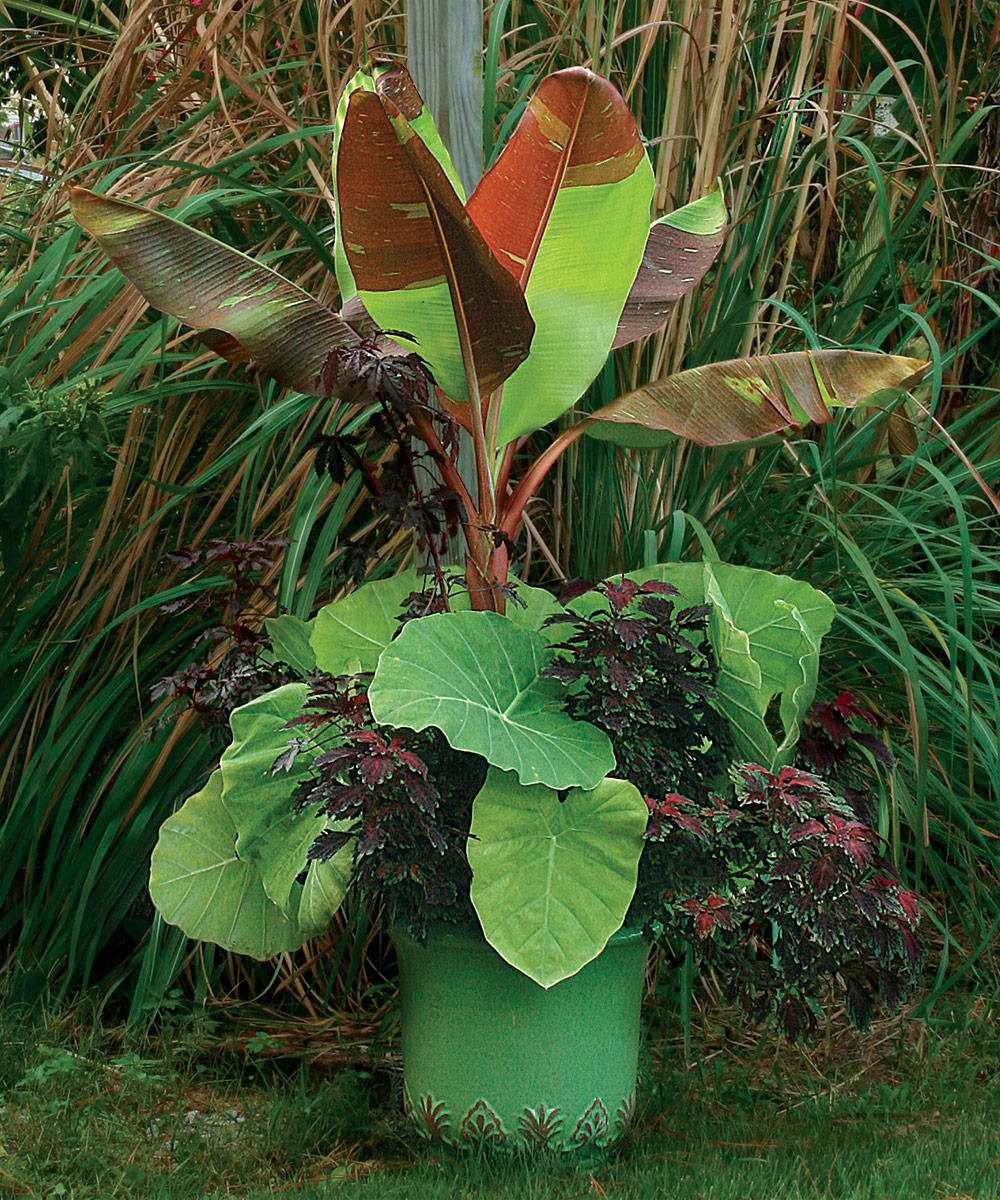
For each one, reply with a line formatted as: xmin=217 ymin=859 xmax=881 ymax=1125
xmin=465 ymin=67 xmax=654 ymax=443
xmin=585 ymin=350 xmax=930 ymax=447
xmin=310 ymin=570 xmax=420 ymax=675
xmin=149 ymin=771 xmax=306 ymax=959
xmin=704 ymin=563 xmax=835 ymax=769
xmin=70 ymin=189 xmax=359 ymax=396
xmin=468 ymin=767 xmax=648 ymax=987
xmin=368 ymin=610 xmax=614 ymax=790
xmin=264 ymin=614 xmax=316 ymax=675
xmin=219 ymin=684 xmax=352 ymax=918
xmin=149 ymin=768 xmax=348 ymax=958
xmin=336 ymin=87 xmax=533 ymax=405
xmin=612 ymin=185 xmax=728 ymax=349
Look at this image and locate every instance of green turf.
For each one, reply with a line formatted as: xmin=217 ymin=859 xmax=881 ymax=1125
xmin=1 ymin=994 xmax=997 ymax=1199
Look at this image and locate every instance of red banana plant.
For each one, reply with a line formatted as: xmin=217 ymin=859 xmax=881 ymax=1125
xmin=71 ymin=62 xmax=927 ymax=611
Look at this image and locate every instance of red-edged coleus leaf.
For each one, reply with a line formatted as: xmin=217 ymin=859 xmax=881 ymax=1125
xmin=648 ymin=793 xmax=706 ymax=839
xmin=899 ymin=925 xmax=923 ymax=971
xmin=466 ymin=66 xmax=654 ymax=441
xmin=681 ymin=894 xmax=732 ymax=938
xmin=335 ymin=83 xmax=534 ymax=405
xmin=69 ymin=188 xmax=360 ymax=396
xmin=819 ymin=691 xmax=884 ymax=735
xmin=773 ymin=765 xmax=832 ymax=818
xmin=824 ymin=813 xmax=877 ymax=869
xmin=612 ymin=186 xmax=728 ymax=349
xmin=808 ymin=855 xmax=840 ymax=894
xmin=896 ymin=888 xmax=921 ymax=928
xmin=788 ymin=818 xmax=826 ymax=842
xmin=583 ymin=350 xmax=930 ymax=448
xmin=881 ymin=885 xmax=921 ymax=928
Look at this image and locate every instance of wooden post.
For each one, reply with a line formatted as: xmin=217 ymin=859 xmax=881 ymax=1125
xmin=406 ymin=0 xmax=484 ymax=198
xmin=407 ymin=0 xmax=484 ymax=565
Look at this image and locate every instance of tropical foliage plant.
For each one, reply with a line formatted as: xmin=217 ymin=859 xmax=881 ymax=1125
xmin=2 ymin=0 xmax=992 ymax=1020
xmin=147 ymin=560 xmax=922 ymax=1029
xmin=66 ymin=60 xmax=929 ymax=1010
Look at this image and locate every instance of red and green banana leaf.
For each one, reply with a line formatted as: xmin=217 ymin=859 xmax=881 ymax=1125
xmin=612 ymin=185 xmax=728 ymax=349
xmin=584 ymin=350 xmax=930 ymax=447
xmin=332 ymin=63 xmax=466 ymax=307
xmin=465 ymin=67 xmax=654 ymax=443
xmin=335 ymin=85 xmax=534 ymax=404
xmin=69 ymin=188 xmax=359 ymax=396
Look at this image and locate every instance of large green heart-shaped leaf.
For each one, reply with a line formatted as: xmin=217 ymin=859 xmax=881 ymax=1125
xmin=297 ymin=850 xmax=352 ymax=933
xmin=148 ymin=771 xmax=337 ymax=959
xmin=611 ymin=186 xmax=728 ymax=349
xmin=585 ymin=351 xmax=929 ymax=447
xmin=703 ymin=563 xmax=833 ymax=769
xmin=336 ymin=83 xmax=533 ymax=404
xmin=467 ymin=767 xmax=647 ymax=987
xmin=333 ymin=64 xmax=466 ymax=306
xmin=265 ymin=614 xmax=316 ymax=674
xmin=595 ymin=561 xmax=834 ymax=768
xmin=69 ymin=189 xmax=359 ymax=396
xmin=368 ymin=610 xmax=613 ymax=789
xmin=310 ymin=571 xmax=420 ymax=676
xmin=466 ymin=67 xmax=654 ymax=442
xmin=220 ymin=684 xmax=351 ymax=916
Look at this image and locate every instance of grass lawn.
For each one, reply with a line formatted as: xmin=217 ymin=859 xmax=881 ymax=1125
xmin=1 ymin=992 xmax=997 ymax=1199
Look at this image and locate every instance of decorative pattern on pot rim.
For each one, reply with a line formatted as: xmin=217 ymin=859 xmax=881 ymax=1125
xmin=401 ymin=1086 xmax=636 ymax=1149
xmin=571 ymin=1097 xmax=609 ymax=1147
xmin=613 ymin=1089 xmax=636 ymax=1140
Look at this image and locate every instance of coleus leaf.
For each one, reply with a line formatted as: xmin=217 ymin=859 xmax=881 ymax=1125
xmin=824 ymin=812 xmax=876 ymax=869
xmin=808 ymin=855 xmax=840 ymax=894
xmin=612 ymin=185 xmax=728 ymax=349
xmin=584 ymin=350 xmax=930 ymax=447
xmin=69 ymin=188 xmax=359 ymax=396
xmin=466 ymin=67 xmax=654 ymax=442
xmin=895 ymin=888 xmax=921 ymax=928
xmin=336 ymin=83 xmax=534 ymax=404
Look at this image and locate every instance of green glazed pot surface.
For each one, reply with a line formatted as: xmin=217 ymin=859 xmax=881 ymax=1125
xmin=393 ymin=923 xmax=648 ymax=1150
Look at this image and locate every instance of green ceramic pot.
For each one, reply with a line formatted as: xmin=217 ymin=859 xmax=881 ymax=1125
xmin=392 ymin=922 xmax=648 ymax=1151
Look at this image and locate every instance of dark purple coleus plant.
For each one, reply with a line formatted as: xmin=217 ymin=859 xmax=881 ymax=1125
xmin=798 ymin=691 xmax=894 ymax=826
xmin=286 ymin=668 xmax=485 ymax=936
xmin=544 ymin=576 xmax=732 ymax=803
xmin=647 ymin=764 xmax=923 ymax=1038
